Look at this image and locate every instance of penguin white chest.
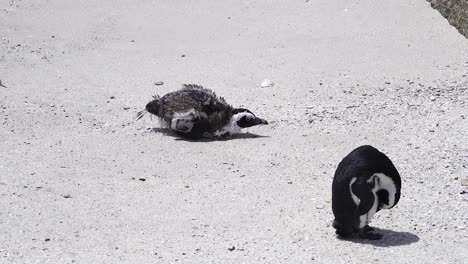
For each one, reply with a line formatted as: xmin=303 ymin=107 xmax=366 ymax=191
xmin=349 ymin=176 xmax=384 ymax=229
xmin=359 ymin=185 xmax=379 ymax=228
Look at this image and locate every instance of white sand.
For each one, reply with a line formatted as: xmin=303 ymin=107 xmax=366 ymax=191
xmin=1 ymin=0 xmax=467 ymax=263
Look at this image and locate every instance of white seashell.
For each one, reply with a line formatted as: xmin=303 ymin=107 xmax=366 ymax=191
xmin=260 ymin=79 xmax=274 ymax=88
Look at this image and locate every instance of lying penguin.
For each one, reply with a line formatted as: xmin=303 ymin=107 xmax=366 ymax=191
xmin=331 ymin=145 xmax=401 ymax=240
xmin=136 ymin=84 xmax=268 ymax=139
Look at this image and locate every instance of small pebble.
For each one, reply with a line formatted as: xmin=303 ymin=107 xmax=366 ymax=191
xmin=139 ymin=178 xmax=146 ymax=181
xmin=62 ymin=194 xmax=71 ymax=198
xmin=110 ymin=96 xmax=115 ymax=99
xmin=260 ymin=79 xmax=274 ymax=88
xmin=154 ymin=81 xmax=164 ymax=86
xmin=228 ymin=245 xmax=236 ymax=251
xmin=123 ymin=107 xmax=130 ymax=110
xmin=461 ymin=178 xmax=468 ymax=186
xmin=45 ymin=238 xmax=50 ymax=242
xmin=430 ymin=96 xmax=436 ymax=101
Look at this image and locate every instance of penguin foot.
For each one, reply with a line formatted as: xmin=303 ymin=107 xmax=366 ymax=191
xmin=362 ymin=225 xmax=375 ymax=233
xmin=358 ymin=230 xmax=382 ymax=240
xmin=333 ymin=220 xmax=353 ymax=238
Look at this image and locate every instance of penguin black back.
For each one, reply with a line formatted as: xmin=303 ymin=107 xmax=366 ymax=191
xmin=332 ymin=145 xmax=401 ymax=240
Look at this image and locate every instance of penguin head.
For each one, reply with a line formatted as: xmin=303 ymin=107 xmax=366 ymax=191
xmin=231 ymin=108 xmax=268 ymax=128
xmin=376 ymin=190 xmax=390 ymax=211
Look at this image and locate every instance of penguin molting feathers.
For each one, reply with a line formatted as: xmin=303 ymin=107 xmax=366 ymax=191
xmin=137 ymin=84 xmax=268 ymax=139
xmin=331 ymin=145 xmax=401 ymax=240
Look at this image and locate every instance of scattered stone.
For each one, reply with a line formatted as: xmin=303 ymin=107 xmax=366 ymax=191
xmin=228 ymin=245 xmax=236 ymax=251
xmin=123 ymin=107 xmax=130 ymax=110
xmin=260 ymin=79 xmax=274 ymax=88
xmin=62 ymin=194 xmax=72 ymax=198
xmin=385 ymin=82 xmax=390 ymax=84
xmin=287 ymin=181 xmax=293 ymax=184
xmin=184 ymin=185 xmax=190 ymax=188
xmin=154 ymin=81 xmax=164 ymax=86
xmin=110 ymin=96 xmax=115 ymax=99
xmin=430 ymin=96 xmax=436 ymax=101
xmin=181 ymin=55 xmax=186 ymax=57
xmin=45 ymin=238 xmax=50 ymax=242
xmin=319 ymin=82 xmax=323 ymax=86
xmin=0 ymin=80 xmax=6 ymax=88
xmin=139 ymin=178 xmax=146 ymax=181
xmin=461 ymin=178 xmax=468 ymax=186
xmin=51 ymin=35 xmax=55 ymax=38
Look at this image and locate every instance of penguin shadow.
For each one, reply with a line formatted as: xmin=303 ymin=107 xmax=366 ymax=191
xmin=149 ymin=128 xmax=269 ymax=141
xmin=345 ymin=228 xmax=420 ymax=247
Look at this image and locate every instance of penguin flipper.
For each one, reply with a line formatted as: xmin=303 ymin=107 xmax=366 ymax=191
xmin=351 ymin=178 xmax=376 ymax=216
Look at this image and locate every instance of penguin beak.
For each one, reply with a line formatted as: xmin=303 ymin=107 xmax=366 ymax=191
xmin=253 ymin=117 xmax=268 ymax=125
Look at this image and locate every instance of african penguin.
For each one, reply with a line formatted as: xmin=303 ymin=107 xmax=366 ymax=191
xmin=136 ymin=84 xmax=268 ymax=139
xmin=331 ymin=145 xmax=401 ymax=240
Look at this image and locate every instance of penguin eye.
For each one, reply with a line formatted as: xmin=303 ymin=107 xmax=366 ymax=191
xmin=246 ymin=116 xmax=253 ymax=121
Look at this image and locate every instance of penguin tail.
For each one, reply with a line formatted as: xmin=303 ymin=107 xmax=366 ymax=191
xmin=135 ymin=109 xmax=148 ymax=121
xmin=136 ymin=95 xmax=161 ymax=121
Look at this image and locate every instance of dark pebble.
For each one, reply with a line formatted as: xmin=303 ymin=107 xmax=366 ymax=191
xmin=63 ymin=194 xmax=72 ymax=198
xmin=139 ymin=178 xmax=146 ymax=181
xmin=228 ymin=245 xmax=236 ymax=251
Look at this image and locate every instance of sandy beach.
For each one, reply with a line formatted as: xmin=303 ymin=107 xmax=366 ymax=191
xmin=1 ymin=0 xmax=467 ymax=263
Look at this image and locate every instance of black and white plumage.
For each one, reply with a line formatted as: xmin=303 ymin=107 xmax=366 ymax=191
xmin=136 ymin=84 xmax=268 ymax=139
xmin=332 ymin=145 xmax=401 ymax=240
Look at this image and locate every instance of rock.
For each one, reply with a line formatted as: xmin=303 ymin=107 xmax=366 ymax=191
xmin=139 ymin=178 xmax=146 ymax=181
xmin=154 ymin=81 xmax=164 ymax=86
xmin=428 ymin=0 xmax=468 ymax=38
xmin=62 ymin=194 xmax=72 ymax=198
xmin=228 ymin=245 xmax=236 ymax=251
xmin=430 ymin=96 xmax=436 ymax=101
xmin=260 ymin=79 xmax=274 ymax=88
xmin=461 ymin=178 xmax=468 ymax=186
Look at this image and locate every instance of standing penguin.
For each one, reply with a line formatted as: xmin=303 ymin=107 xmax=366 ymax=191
xmin=332 ymin=145 xmax=401 ymax=240
xmin=136 ymin=84 xmax=268 ymax=139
